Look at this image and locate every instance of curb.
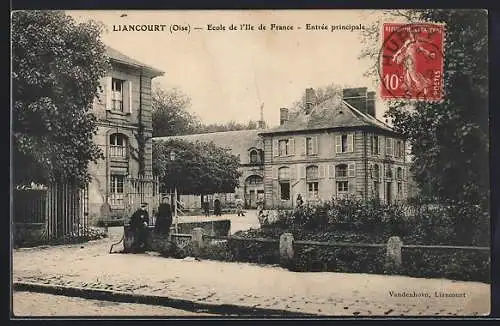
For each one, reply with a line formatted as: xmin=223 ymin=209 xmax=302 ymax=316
xmin=13 ymin=282 xmax=319 ymax=317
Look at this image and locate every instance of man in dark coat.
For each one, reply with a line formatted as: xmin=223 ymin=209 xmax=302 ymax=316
xmin=155 ymin=197 xmax=173 ymax=235
xmin=213 ymin=197 xmax=222 ymax=216
xmin=129 ymin=203 xmax=150 ymax=251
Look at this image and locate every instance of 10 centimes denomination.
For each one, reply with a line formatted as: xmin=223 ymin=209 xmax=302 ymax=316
xmin=379 ymin=22 xmax=445 ymax=102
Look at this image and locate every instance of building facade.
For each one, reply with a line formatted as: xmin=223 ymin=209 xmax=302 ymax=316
xmin=152 ymin=87 xmax=409 ymax=211
xmin=87 ymin=46 xmax=164 ymax=224
xmin=259 ymin=88 xmax=408 ymax=209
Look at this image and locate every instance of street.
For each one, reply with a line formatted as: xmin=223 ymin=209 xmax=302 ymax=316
xmin=12 ymin=291 xmax=217 ymax=317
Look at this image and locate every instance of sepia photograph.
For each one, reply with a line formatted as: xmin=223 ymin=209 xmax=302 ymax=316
xmin=11 ymin=9 xmax=490 ymax=318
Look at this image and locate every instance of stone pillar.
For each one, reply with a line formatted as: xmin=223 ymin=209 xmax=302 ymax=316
xmin=279 ymin=233 xmax=294 ymax=268
xmin=386 ymin=236 xmax=403 ymax=272
xmin=123 ymin=226 xmax=135 ymax=253
xmin=191 ymin=227 xmax=205 ymax=256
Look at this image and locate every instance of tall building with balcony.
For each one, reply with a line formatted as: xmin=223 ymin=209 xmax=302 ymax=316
xmin=87 ymin=46 xmax=164 ymax=224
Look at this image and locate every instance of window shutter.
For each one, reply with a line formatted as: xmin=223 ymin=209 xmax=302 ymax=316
xmin=328 ymin=164 xmax=335 ymax=179
xmin=128 ymin=80 xmax=133 ymax=114
xmin=313 ymin=136 xmax=319 ymax=155
xmin=289 ymin=138 xmax=295 ymax=155
xmin=348 ymin=134 xmax=354 ymax=152
xmin=369 ymin=163 xmax=373 ymax=178
xmin=105 ymin=76 xmax=112 ymax=110
xmin=335 ymin=135 xmax=341 ymax=153
xmin=318 ymin=165 xmax=325 ymax=179
xmin=272 ymin=166 xmax=278 ymax=179
xmin=348 ymin=163 xmax=355 ymax=177
xmin=291 ymin=165 xmax=297 ymax=180
xmin=299 ymin=165 xmax=306 ymax=179
xmin=302 ymin=137 xmax=307 ymax=156
xmin=273 ymin=139 xmax=279 ymax=157
xmin=378 ymin=164 xmax=382 ymax=181
xmin=378 ymin=137 xmax=382 ymax=156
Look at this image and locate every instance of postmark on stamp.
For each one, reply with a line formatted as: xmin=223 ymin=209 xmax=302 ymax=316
xmin=379 ymin=22 xmax=445 ymax=102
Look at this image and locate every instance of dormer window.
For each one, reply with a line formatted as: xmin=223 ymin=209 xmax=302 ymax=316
xmin=249 ymin=149 xmax=259 ymax=164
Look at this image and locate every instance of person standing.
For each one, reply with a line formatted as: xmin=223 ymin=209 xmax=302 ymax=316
xmin=202 ymin=195 xmax=210 ymax=217
xmin=129 ymin=202 xmax=150 ymax=252
xmin=214 ymin=197 xmax=222 ymax=216
xmin=235 ymin=195 xmax=245 ymax=217
xmin=155 ymin=196 xmax=173 ymax=235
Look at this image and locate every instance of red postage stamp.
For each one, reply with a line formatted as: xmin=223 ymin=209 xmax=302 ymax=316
xmin=379 ymin=22 xmax=445 ymax=101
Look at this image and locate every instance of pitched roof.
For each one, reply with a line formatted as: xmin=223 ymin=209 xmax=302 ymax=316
xmin=259 ymin=96 xmax=395 ymax=135
xmin=153 ymin=129 xmax=262 ymax=159
xmin=105 ymin=46 xmax=164 ymax=77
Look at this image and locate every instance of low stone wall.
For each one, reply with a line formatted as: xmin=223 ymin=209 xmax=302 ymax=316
xmin=176 ymin=220 xmax=231 ymax=237
xmin=14 ymin=223 xmax=45 ymax=246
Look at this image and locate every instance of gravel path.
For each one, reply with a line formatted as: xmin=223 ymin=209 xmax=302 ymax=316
xmin=12 ymin=227 xmax=490 ymax=317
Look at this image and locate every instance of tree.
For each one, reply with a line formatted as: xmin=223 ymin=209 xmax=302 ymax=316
xmin=359 ymin=10 xmax=488 ymax=207
xmin=12 ymin=10 xmax=108 ymax=187
xmin=152 ymin=87 xmax=199 ymax=137
xmin=193 ymin=120 xmax=262 ymax=134
xmin=152 ymin=139 xmax=242 ymax=195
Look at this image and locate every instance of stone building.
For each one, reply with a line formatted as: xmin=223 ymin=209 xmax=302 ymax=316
xmin=87 ymin=46 xmax=164 ymax=224
xmin=153 ymin=87 xmax=409 ymax=211
xmin=259 ymin=87 xmax=408 ymax=209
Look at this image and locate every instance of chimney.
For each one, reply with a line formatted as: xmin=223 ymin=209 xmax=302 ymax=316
xmin=280 ymin=108 xmax=289 ymax=125
xmin=305 ymin=88 xmax=316 ymax=114
xmin=366 ymin=91 xmax=376 ymax=117
xmin=342 ymin=87 xmax=368 ymax=114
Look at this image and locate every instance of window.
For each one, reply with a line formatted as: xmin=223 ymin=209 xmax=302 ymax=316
xmin=385 ymin=165 xmax=393 ymax=179
xmin=249 ymin=149 xmax=259 ymax=164
xmin=278 ymin=167 xmax=290 ymax=180
xmin=280 ymin=182 xmax=290 ymax=200
xmin=109 ymin=174 xmax=125 ymax=207
xmin=306 ymin=165 xmax=319 ymax=200
xmin=110 ymin=133 xmax=127 ymax=158
xmin=278 ymin=166 xmax=290 ymax=200
xmin=307 ymin=182 xmax=319 ymax=199
xmin=111 ymin=78 xmax=125 ymax=112
xmin=372 ymin=135 xmax=380 ymax=155
xmin=397 ymin=182 xmax=403 ymax=198
xmin=279 ymin=139 xmax=289 ymax=156
xmin=385 ymin=137 xmax=393 ymax=157
xmin=306 ymin=166 xmax=319 ymax=180
xmin=397 ymin=167 xmax=403 ymax=180
xmin=337 ymin=181 xmax=348 ymax=193
xmin=247 ymin=175 xmax=263 ymax=185
xmin=335 ymin=164 xmax=348 ymax=178
xmin=306 ymin=137 xmax=313 ymax=155
xmin=372 ymin=164 xmax=380 ymax=179
xmin=335 ymin=134 xmax=353 ymax=153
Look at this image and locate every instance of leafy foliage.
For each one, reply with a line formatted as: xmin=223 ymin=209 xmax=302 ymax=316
xmin=359 ymin=10 xmax=489 ymax=207
xmin=12 ymin=10 xmax=108 ymax=187
xmin=152 ymin=139 xmax=242 ymax=195
xmin=289 ymin=83 xmax=343 ymax=114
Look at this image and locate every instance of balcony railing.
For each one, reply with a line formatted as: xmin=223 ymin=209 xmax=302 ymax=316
xmin=110 ymin=145 xmax=127 ymax=158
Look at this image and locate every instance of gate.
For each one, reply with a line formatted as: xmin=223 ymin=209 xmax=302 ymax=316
xmin=13 ymin=183 xmax=89 ymax=244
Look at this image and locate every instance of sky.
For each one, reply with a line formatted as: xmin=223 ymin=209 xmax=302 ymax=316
xmin=69 ymin=10 xmax=388 ymax=126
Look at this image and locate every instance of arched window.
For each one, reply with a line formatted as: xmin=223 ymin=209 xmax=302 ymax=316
xmin=249 ymin=149 xmax=259 ymax=164
xmin=110 ymin=133 xmax=128 ymax=158
xmin=306 ymin=165 xmax=319 ymax=180
xmin=246 ymin=175 xmax=263 ymax=185
xmin=335 ymin=164 xmax=348 ymax=178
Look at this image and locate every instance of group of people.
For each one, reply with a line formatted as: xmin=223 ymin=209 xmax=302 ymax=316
xmin=128 ymin=197 xmax=174 ymax=252
xmin=202 ymin=195 xmax=245 ymax=217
